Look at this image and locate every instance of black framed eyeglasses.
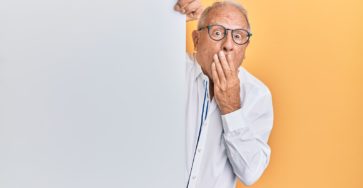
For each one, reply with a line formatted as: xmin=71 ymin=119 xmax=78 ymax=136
xmin=198 ymin=24 xmax=252 ymax=45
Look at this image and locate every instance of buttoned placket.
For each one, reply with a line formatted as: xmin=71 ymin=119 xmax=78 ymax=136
xmin=187 ymin=77 xmax=212 ymax=188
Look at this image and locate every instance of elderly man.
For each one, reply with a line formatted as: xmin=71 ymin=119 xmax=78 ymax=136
xmin=175 ymin=1 xmax=274 ymax=188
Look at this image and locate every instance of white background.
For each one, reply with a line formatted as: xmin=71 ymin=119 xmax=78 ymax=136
xmin=0 ymin=0 xmax=185 ymax=187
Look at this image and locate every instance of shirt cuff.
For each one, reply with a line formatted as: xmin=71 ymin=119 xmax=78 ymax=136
xmin=221 ymin=108 xmax=248 ymax=133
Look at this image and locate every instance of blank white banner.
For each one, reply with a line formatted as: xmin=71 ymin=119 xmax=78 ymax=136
xmin=0 ymin=1 xmax=185 ymax=188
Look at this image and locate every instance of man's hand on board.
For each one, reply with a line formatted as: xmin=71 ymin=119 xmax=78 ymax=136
xmin=174 ymin=0 xmax=203 ymax=21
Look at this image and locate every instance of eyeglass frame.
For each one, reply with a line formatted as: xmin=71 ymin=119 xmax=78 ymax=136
xmin=197 ymin=24 xmax=252 ymax=45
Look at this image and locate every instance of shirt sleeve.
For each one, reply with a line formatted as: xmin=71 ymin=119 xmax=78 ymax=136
xmin=221 ymin=91 xmax=274 ymax=186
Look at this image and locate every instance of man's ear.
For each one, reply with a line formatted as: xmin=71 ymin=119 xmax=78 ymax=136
xmin=192 ymin=30 xmax=199 ymax=50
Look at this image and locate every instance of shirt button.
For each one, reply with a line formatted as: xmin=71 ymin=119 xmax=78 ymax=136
xmin=197 ymin=148 xmax=202 ymax=153
xmin=192 ymin=176 xmax=196 ymax=180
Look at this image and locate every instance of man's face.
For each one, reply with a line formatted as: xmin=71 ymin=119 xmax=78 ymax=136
xmin=193 ymin=5 xmax=249 ymax=81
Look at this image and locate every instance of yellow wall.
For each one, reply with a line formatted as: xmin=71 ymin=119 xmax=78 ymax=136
xmin=187 ymin=0 xmax=363 ymax=187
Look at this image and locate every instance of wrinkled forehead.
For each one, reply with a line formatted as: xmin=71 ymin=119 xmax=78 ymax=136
xmin=205 ymin=6 xmax=248 ymax=30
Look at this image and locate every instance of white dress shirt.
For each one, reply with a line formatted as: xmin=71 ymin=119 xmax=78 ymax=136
xmin=185 ymin=54 xmax=274 ymax=188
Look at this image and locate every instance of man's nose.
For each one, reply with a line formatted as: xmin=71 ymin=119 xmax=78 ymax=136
xmin=222 ymin=30 xmax=234 ymax=52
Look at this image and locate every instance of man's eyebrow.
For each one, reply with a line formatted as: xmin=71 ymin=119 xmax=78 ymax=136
xmin=207 ymin=23 xmax=248 ymax=30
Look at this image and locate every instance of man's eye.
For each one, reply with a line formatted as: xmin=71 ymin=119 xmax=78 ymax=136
xmin=214 ymin=31 xmax=221 ymax=36
xmin=234 ymin=34 xmax=241 ymax=39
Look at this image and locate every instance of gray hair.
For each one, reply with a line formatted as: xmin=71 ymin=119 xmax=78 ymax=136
xmin=197 ymin=0 xmax=251 ymax=31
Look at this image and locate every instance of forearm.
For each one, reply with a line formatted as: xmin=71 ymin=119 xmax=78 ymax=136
xmin=221 ymin=101 xmax=273 ymax=186
xmin=223 ymin=126 xmax=271 ymax=186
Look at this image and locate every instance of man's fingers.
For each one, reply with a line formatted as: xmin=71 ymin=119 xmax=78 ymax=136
xmin=175 ymin=0 xmax=203 ymax=21
xmin=195 ymin=6 xmax=204 ymax=17
xmin=186 ymin=6 xmax=203 ymax=21
xmin=184 ymin=0 xmax=201 ymax=15
xmin=174 ymin=4 xmax=182 ymax=12
xmin=177 ymin=0 xmax=194 ymax=9
xmin=218 ymin=51 xmax=231 ymax=79
xmin=226 ymin=53 xmax=236 ymax=71
xmin=211 ymin=62 xmax=220 ymax=86
xmin=213 ymin=54 xmax=227 ymax=84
